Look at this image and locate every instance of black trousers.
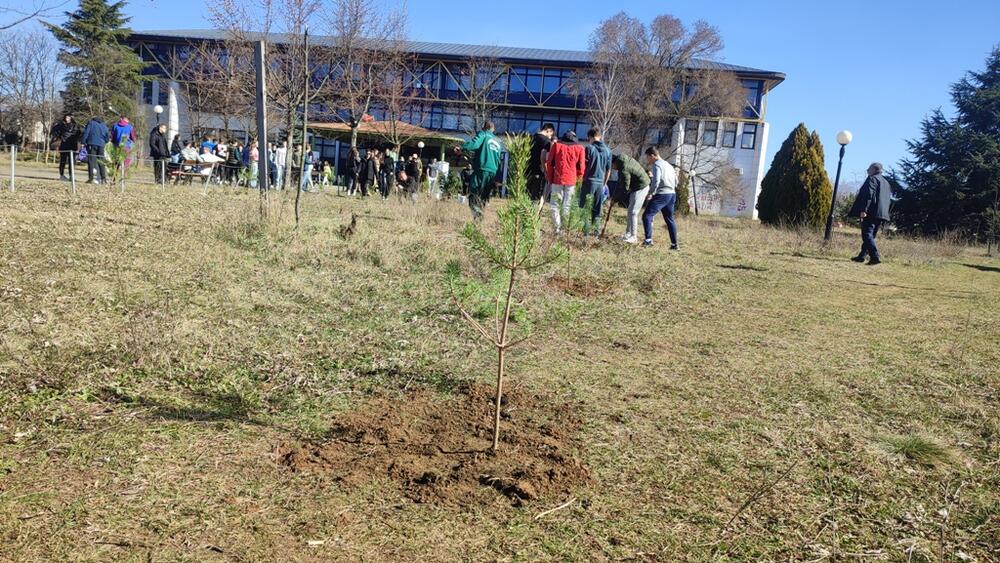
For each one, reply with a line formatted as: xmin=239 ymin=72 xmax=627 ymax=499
xmin=58 ymin=146 xmax=74 ymax=177
xmin=152 ymin=158 xmax=167 ymax=183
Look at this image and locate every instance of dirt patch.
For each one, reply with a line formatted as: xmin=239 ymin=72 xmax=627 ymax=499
xmin=548 ymin=275 xmax=612 ymax=298
xmin=276 ymin=383 xmax=589 ymax=507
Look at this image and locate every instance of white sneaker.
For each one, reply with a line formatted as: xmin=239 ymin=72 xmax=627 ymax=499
xmin=622 ymin=235 xmax=638 ymax=244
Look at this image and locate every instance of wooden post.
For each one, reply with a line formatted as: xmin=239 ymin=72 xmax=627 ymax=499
xmin=255 ymin=40 xmax=270 ymax=206
xmin=294 ymin=28 xmax=309 ymax=227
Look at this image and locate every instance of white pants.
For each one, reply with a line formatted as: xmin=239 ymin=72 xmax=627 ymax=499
xmin=626 ymin=187 xmax=649 ymax=238
xmin=550 ymin=184 xmax=575 ymax=233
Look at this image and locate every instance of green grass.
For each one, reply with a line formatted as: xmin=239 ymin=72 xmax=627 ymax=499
xmin=1 ymin=178 xmax=999 ymax=560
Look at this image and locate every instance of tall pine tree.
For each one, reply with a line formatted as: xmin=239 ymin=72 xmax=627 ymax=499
xmin=45 ymin=0 xmax=144 ymax=121
xmin=894 ymin=48 xmax=1000 ymax=239
xmin=757 ymin=123 xmax=832 ymax=228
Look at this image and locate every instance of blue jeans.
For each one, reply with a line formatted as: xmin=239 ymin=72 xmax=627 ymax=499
xmin=642 ymin=193 xmax=678 ymax=245
xmin=859 ymin=218 xmax=882 ymax=261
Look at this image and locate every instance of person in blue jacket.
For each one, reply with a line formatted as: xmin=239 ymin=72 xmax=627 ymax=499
xmin=80 ymin=117 xmax=109 ymax=184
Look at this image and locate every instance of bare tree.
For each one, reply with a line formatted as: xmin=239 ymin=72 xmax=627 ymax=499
xmin=447 ymin=56 xmax=507 ymax=136
xmin=585 ymin=12 xmax=744 ymax=159
xmin=371 ymin=47 xmax=426 ymax=152
xmin=323 ymin=0 xmax=405 ymax=148
xmin=0 ymin=29 xmax=63 ymax=148
xmin=1 ymin=0 xmax=67 ymax=31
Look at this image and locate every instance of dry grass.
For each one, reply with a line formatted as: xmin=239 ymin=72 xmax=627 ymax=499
xmin=1 ymin=179 xmax=999 ymax=561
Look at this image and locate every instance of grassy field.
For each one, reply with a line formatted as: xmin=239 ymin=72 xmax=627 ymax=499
xmin=1 ymin=179 xmax=998 ymax=561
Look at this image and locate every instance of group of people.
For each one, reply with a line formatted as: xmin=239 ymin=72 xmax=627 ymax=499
xmin=344 ymin=146 xmax=453 ymax=202
xmin=459 ymin=121 xmax=681 ymax=248
xmin=50 ymin=114 xmax=139 ymax=185
xmin=150 ymin=128 xmax=325 ymax=190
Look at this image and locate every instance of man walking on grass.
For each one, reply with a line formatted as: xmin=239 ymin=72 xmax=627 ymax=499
xmin=641 ymin=146 xmax=679 ymax=249
xmin=528 ymin=122 xmax=555 ymax=201
xmin=545 ymin=130 xmax=585 ymax=235
xmin=455 ymin=121 xmax=503 ymax=220
xmin=848 ymin=162 xmax=893 ymax=265
xmin=581 ymin=128 xmax=612 ymax=235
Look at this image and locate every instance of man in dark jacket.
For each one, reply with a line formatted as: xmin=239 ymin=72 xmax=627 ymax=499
xmin=581 ymin=128 xmax=612 ymax=235
xmin=51 ymin=114 xmax=81 ymax=181
xmin=611 ymin=153 xmax=651 ymax=244
xmin=528 ymin=123 xmax=555 ymax=200
xmin=848 ymin=162 xmax=893 ymax=265
xmin=80 ymin=117 xmax=109 ymax=184
xmin=149 ymin=124 xmax=169 ymax=183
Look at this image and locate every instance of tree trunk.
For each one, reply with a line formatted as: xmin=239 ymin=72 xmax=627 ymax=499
xmin=492 ymin=266 xmax=517 ymax=451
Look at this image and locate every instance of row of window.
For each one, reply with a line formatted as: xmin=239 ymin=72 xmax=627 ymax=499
xmin=683 ymin=120 xmax=758 ymax=150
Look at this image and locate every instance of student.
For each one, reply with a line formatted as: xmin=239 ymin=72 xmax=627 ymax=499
xmin=611 ymin=153 xmax=650 ymax=244
xmin=360 ymin=150 xmax=377 ymax=198
xmin=454 ymin=121 xmax=503 ymax=219
xmin=528 ymin=123 xmax=555 ymax=200
xmin=274 ymin=141 xmax=287 ymax=189
xmin=80 ymin=116 xmax=109 ymax=184
xmin=170 ymin=134 xmax=183 ymax=164
xmin=51 ymin=114 xmax=81 ymax=181
xmin=581 ymin=127 xmax=613 ymax=235
xmin=641 ymin=146 xmax=679 ymax=249
xmin=111 ymin=116 xmax=136 ymax=168
xmin=545 ymin=130 xmax=586 ymax=234
xmin=427 ymin=157 xmax=440 ymax=199
xmin=397 ymin=169 xmax=419 ymax=203
xmin=148 ymin=123 xmax=170 ymax=183
xmin=300 ymin=145 xmax=315 ymax=191
xmin=347 ymin=147 xmax=362 ymax=196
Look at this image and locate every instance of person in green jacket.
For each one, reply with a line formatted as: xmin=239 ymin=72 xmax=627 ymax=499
xmin=611 ymin=153 xmax=651 ymax=244
xmin=454 ymin=121 xmax=503 ymax=219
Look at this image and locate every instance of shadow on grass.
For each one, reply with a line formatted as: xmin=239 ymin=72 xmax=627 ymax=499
xmin=769 ymin=251 xmax=843 ymax=263
xmin=98 ymin=386 xmax=263 ymax=424
xmin=718 ymin=264 xmax=770 ymax=272
xmin=962 ymin=263 xmax=1000 ymax=273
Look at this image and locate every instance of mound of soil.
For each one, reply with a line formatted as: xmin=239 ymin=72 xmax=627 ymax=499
xmin=276 ymin=384 xmax=589 ymax=507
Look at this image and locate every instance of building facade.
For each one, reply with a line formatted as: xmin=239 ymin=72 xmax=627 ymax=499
xmin=128 ymin=29 xmax=784 ymax=217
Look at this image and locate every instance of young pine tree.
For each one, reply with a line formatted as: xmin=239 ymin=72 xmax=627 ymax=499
xmin=46 ymin=0 xmax=145 ymax=121
xmin=757 ymin=123 xmax=833 ymax=228
xmin=447 ymin=133 xmax=566 ymax=452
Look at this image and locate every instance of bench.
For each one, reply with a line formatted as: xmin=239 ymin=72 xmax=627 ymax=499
xmin=170 ymin=160 xmax=217 ymax=185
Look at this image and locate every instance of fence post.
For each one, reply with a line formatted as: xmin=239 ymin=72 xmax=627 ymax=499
xmin=9 ymin=146 xmax=14 ymax=193
xmin=70 ymin=150 xmax=77 ymax=196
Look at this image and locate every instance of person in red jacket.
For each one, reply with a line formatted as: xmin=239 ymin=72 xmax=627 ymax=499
xmin=545 ymin=130 xmax=585 ymax=234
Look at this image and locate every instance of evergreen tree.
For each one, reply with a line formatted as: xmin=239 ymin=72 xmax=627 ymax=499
xmin=45 ymin=0 xmax=144 ymax=121
xmin=894 ymin=48 xmax=1000 ymax=238
xmin=756 ymin=123 xmax=832 ymax=228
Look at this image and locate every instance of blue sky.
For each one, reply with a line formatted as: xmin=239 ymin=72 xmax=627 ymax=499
xmin=40 ymin=0 xmax=1000 ymax=181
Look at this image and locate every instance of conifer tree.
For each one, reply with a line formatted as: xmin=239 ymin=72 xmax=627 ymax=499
xmin=448 ymin=134 xmax=565 ymax=451
xmin=45 ymin=0 xmax=144 ymax=121
xmin=757 ymin=123 xmax=832 ymax=228
xmin=894 ymin=48 xmax=1000 ymax=239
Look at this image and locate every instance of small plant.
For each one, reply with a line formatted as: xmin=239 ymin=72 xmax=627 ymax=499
xmin=104 ymin=141 xmax=130 ymax=189
xmin=447 ymin=133 xmax=565 ymax=451
xmin=883 ymin=434 xmax=953 ymax=466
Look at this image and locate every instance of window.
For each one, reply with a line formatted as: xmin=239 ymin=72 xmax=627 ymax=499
xmin=142 ymin=80 xmax=154 ymax=105
xmin=742 ymin=79 xmax=763 ymax=118
xmin=702 ymin=121 xmax=718 ymax=147
xmin=542 ymin=68 xmax=573 ymax=96
xmin=722 ymin=122 xmax=737 ymax=148
xmin=741 ymin=123 xmax=758 ymax=149
xmin=684 ymin=120 xmax=699 ymax=145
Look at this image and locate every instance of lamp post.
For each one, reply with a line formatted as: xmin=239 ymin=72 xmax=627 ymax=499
xmin=154 ymin=104 xmax=163 ymax=125
xmin=824 ymin=130 xmax=853 ymax=241
xmin=417 ymin=140 xmax=425 ymax=159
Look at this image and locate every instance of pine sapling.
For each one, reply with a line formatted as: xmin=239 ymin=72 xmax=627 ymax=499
xmin=448 ymin=133 xmax=565 ymax=451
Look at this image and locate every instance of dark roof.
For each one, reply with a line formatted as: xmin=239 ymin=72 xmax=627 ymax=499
xmin=131 ymin=29 xmax=785 ymax=83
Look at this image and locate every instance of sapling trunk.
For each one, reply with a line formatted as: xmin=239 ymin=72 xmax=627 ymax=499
xmin=492 ymin=266 xmax=517 ymax=451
